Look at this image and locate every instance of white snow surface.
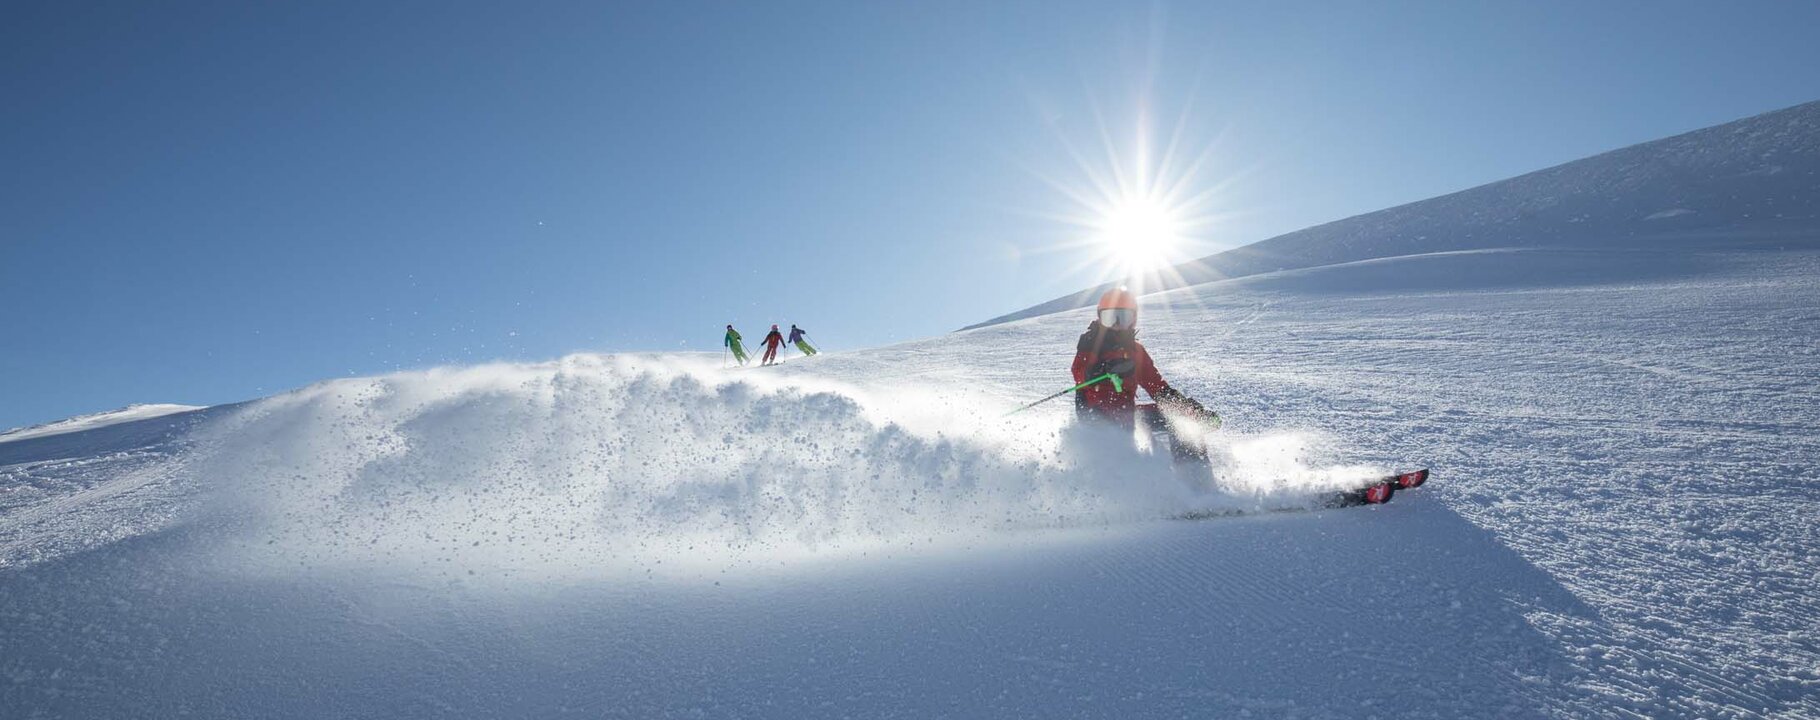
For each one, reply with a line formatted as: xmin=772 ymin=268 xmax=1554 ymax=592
xmin=4 ymin=242 xmax=1818 ymax=718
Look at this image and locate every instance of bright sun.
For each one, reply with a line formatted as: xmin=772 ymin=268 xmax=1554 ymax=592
xmin=1028 ymin=90 xmax=1229 ymax=296
xmin=1096 ymin=194 xmax=1183 ymax=272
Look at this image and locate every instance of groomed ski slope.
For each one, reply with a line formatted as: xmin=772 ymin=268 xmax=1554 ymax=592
xmin=4 ymin=239 xmax=1818 ymax=718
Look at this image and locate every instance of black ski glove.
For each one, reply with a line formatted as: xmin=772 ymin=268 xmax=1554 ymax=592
xmin=1154 ymin=387 xmax=1222 ymax=428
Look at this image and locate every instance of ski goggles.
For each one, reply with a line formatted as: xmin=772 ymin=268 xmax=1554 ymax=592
xmin=1098 ymin=307 xmax=1138 ymax=329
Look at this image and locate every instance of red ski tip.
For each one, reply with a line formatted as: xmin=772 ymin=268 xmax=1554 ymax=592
xmin=1362 ymin=482 xmax=1394 ymax=504
xmin=1394 ymin=469 xmax=1429 ymax=488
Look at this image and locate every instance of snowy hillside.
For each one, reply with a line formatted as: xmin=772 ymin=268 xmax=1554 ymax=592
xmin=970 ymin=99 xmax=1820 ymax=328
xmin=5 ymin=242 xmax=1818 ymax=717
xmin=5 ymin=107 xmax=1820 ymax=717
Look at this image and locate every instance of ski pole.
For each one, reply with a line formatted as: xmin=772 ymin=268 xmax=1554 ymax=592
xmin=1004 ymin=372 xmax=1125 ymax=416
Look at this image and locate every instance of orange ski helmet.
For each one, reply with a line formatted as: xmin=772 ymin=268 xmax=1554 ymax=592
xmin=1097 ymin=287 xmax=1138 ymax=329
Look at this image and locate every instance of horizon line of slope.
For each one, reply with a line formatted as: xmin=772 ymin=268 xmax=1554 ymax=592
xmin=964 ymin=97 xmax=1820 ymax=330
xmin=0 ymin=403 xmax=206 ymax=444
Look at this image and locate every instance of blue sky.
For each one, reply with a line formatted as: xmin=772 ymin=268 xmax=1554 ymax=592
xmin=4 ymin=0 xmax=1820 ymax=429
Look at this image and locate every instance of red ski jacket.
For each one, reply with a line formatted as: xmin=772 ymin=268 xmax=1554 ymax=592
xmin=1071 ymin=323 xmax=1176 ymax=422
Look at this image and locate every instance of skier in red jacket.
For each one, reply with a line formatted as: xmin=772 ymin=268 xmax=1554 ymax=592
xmin=1072 ymin=287 xmax=1220 ymax=459
xmin=760 ymin=324 xmax=788 ymax=366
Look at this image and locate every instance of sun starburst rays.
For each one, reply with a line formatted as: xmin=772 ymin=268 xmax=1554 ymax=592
xmin=1034 ymin=102 xmax=1233 ymax=322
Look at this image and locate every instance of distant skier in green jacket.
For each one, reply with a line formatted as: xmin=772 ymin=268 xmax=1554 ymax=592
xmin=788 ymin=324 xmax=817 ymax=356
xmin=724 ymin=324 xmax=749 ymax=366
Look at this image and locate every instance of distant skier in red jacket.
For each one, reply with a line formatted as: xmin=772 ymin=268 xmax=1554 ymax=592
xmin=1072 ymin=287 xmax=1220 ymax=459
xmin=760 ymin=324 xmax=787 ymax=366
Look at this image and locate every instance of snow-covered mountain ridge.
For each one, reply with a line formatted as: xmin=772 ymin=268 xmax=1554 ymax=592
xmin=970 ymin=98 xmax=1820 ymax=328
xmin=0 ymin=403 xmax=204 ymax=443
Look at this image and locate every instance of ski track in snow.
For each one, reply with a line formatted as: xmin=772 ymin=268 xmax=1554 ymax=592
xmin=3 ymin=246 xmax=1819 ymax=718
